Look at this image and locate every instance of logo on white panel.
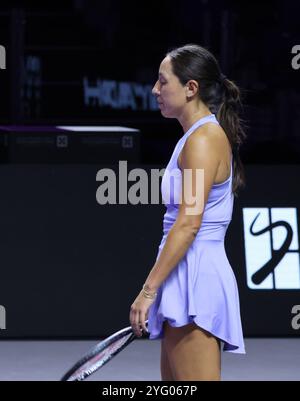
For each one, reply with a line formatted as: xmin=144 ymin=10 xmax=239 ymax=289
xmin=243 ymin=208 xmax=300 ymax=290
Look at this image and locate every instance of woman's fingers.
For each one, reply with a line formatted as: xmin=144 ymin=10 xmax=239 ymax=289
xmin=139 ymin=313 xmax=148 ymax=334
xmin=130 ymin=293 xmax=153 ymax=336
xmin=130 ymin=307 xmax=142 ymax=337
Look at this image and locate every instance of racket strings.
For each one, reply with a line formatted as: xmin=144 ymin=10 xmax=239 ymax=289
xmin=69 ymin=333 xmax=133 ymax=380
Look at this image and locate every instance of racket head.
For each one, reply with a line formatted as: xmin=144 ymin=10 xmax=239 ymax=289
xmin=61 ymin=325 xmax=138 ymax=381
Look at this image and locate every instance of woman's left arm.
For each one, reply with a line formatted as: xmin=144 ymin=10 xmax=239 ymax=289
xmin=129 ymin=127 xmax=221 ymax=336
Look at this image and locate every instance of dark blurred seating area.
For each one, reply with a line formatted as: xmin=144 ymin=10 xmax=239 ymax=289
xmin=0 ymin=0 xmax=299 ymax=164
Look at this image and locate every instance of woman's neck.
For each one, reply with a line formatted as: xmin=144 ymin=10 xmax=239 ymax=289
xmin=178 ymin=104 xmax=212 ymax=133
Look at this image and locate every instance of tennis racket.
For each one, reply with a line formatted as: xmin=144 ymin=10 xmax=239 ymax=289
xmin=61 ymin=320 xmax=149 ymax=381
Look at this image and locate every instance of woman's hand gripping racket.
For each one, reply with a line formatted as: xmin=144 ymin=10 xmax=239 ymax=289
xmin=61 ymin=320 xmax=149 ymax=381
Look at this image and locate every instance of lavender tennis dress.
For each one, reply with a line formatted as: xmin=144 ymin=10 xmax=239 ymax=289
xmin=148 ymin=113 xmax=245 ymax=354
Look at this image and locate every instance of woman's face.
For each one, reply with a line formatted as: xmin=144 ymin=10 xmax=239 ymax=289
xmin=152 ymin=56 xmax=188 ymax=118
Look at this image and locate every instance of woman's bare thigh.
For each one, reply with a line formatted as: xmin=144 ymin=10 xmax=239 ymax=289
xmin=163 ymin=320 xmax=221 ymax=381
xmin=160 ymin=337 xmax=175 ymax=381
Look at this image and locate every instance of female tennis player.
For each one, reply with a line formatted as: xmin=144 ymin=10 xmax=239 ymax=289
xmin=129 ymin=44 xmax=246 ymax=381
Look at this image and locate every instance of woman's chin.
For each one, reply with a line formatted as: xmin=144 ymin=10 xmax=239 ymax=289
xmin=160 ymin=108 xmax=171 ymax=118
xmin=161 ymin=112 xmax=174 ymax=119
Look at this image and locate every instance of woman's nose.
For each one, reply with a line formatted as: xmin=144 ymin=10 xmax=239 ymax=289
xmin=152 ymin=81 xmax=160 ymax=95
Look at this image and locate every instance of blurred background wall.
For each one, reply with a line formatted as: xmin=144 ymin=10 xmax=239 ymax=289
xmin=0 ymin=0 xmax=299 ymax=337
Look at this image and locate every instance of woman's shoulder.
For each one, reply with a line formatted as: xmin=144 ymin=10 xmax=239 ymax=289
xmin=186 ymin=121 xmax=228 ymax=153
xmin=180 ymin=122 xmax=231 ymax=173
xmin=191 ymin=120 xmax=224 ymax=138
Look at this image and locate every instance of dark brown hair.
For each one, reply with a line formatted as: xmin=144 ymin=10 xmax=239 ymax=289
xmin=167 ymin=44 xmax=246 ymax=196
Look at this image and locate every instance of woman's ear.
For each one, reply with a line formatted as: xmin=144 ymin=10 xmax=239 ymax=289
xmin=186 ymin=80 xmax=199 ymax=98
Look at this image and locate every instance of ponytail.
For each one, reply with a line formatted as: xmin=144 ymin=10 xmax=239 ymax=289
xmin=217 ymin=78 xmax=247 ymax=196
